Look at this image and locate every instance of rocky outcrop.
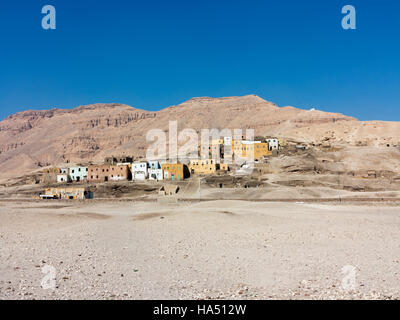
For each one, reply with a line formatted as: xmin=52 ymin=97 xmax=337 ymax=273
xmin=82 ymin=112 xmax=156 ymax=129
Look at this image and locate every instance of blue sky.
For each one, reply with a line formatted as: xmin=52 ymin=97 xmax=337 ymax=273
xmin=0 ymin=0 xmax=399 ymax=121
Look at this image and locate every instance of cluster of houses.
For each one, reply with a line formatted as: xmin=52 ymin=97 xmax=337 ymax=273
xmin=42 ymin=157 xmax=190 ymax=183
xmin=41 ymin=137 xmax=283 ymax=185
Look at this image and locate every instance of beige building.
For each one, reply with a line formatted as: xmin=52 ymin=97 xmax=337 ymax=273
xmin=40 ymin=187 xmax=92 ymax=200
xmin=41 ymin=167 xmax=61 ymax=183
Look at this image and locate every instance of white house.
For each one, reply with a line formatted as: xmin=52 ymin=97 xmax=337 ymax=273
xmin=131 ymin=162 xmax=148 ymax=180
xmin=266 ymin=138 xmax=279 ymax=151
xmin=69 ymin=166 xmax=88 ymax=182
xmin=148 ymin=169 xmax=163 ymax=180
xmin=110 ymin=175 xmax=126 ymax=181
xmin=57 ymin=174 xmax=70 ymax=183
xmin=147 ymin=160 xmax=161 ymax=170
xmin=60 ymin=168 xmax=69 ymax=174
xmin=132 ymin=171 xmax=146 ymax=180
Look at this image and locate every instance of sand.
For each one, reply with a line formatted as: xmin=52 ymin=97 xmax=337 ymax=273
xmin=1 ymin=200 xmax=399 ymax=300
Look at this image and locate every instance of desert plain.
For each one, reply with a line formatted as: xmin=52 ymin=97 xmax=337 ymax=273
xmin=1 ymin=198 xmax=400 ymax=300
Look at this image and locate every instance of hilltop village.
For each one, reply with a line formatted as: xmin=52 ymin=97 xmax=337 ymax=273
xmin=39 ymin=137 xmax=284 ymax=199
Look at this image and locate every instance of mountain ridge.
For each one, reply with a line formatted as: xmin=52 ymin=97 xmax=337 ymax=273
xmin=0 ymin=95 xmax=398 ymax=179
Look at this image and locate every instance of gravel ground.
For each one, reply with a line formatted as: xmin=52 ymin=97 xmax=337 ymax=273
xmin=0 ymin=200 xmax=399 ymax=300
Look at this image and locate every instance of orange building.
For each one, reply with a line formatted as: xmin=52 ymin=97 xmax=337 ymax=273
xmin=161 ymin=163 xmax=187 ymax=180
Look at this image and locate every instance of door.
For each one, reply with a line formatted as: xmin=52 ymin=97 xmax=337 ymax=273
xmin=171 ymin=174 xmax=175 ymax=181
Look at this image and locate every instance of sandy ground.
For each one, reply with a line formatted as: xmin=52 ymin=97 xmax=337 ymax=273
xmin=1 ymin=199 xmax=400 ymax=300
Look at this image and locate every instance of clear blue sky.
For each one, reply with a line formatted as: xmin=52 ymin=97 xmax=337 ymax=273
xmin=0 ymin=0 xmax=399 ymax=121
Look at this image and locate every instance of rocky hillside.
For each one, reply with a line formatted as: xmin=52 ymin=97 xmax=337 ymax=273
xmin=0 ymin=95 xmax=399 ymax=178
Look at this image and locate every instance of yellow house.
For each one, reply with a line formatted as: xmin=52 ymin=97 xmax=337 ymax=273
xmin=188 ymin=159 xmax=218 ymax=174
xmin=233 ymin=141 xmax=272 ymax=160
xmin=161 ymin=163 xmax=185 ymax=180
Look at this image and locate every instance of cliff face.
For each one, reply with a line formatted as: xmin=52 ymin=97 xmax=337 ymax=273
xmin=0 ymin=95 xmax=398 ymax=178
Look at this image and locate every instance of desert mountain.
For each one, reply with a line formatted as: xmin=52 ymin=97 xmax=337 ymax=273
xmin=0 ymin=95 xmax=399 ymax=178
